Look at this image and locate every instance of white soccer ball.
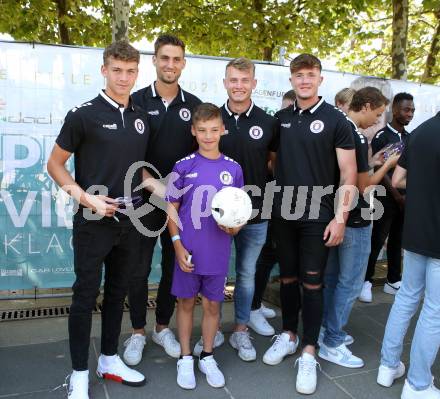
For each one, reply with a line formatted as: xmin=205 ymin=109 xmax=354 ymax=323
xmin=211 ymin=187 xmax=253 ymax=228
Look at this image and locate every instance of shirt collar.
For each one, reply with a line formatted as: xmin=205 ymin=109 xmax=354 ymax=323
xmin=293 ymin=97 xmax=324 ymax=114
xmin=150 ymin=81 xmax=186 ymax=102
xmin=99 ymin=90 xmax=134 ymax=110
xmin=387 ymin=122 xmax=407 ymax=136
xmin=224 ymin=100 xmax=254 ymax=118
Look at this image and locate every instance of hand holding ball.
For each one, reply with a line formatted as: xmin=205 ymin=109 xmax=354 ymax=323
xmin=211 ymin=187 xmax=252 ymax=228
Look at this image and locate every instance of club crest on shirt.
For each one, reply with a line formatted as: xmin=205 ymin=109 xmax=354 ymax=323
xmin=219 ymin=171 xmax=233 ymax=185
xmin=310 ymin=120 xmax=324 ymax=134
xmin=134 ymin=118 xmax=145 ymax=134
xmin=179 ymin=108 xmax=191 ymax=122
xmin=249 ymin=125 xmax=263 ymax=140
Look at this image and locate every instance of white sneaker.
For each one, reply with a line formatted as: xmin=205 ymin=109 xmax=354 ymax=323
xmin=263 ymin=332 xmax=299 ymax=365
xmin=377 ymin=361 xmax=405 ymax=387
xmin=318 ymin=342 xmax=364 ymax=368
xmin=96 ymin=354 xmax=146 ymax=386
xmin=68 ymin=370 xmax=89 ymax=399
xmin=248 ymin=309 xmax=275 ymax=336
xmin=198 ymin=355 xmax=225 ymax=388
xmin=193 ymin=330 xmax=225 ymax=357
xmin=295 ymin=352 xmax=320 ymax=395
xmin=177 ymin=356 xmax=196 ymax=390
xmin=318 ymin=327 xmax=354 ymax=346
xmin=229 ymin=330 xmax=256 ymax=361
xmin=123 ymin=334 xmax=146 ymax=366
xmin=359 ymin=281 xmax=373 ymax=303
xmin=260 ymin=303 xmax=276 ymax=319
xmin=384 ymin=281 xmax=401 ymax=295
xmin=401 ymin=379 xmax=440 ymax=399
xmin=152 ymin=327 xmax=181 ymax=358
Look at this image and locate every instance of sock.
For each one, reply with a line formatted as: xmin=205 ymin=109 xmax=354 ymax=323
xmin=99 ymin=354 xmax=117 ymax=367
xmin=179 ymin=354 xmax=192 ymax=360
xmin=200 ymin=350 xmax=213 ymax=360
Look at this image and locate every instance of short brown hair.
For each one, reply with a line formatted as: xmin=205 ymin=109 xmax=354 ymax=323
xmin=226 ymin=57 xmax=255 ymax=76
xmin=154 ymin=34 xmax=185 ymax=55
xmin=349 ymin=86 xmax=390 ymax=112
xmin=103 ymin=40 xmax=140 ymax=65
xmin=192 ymin=103 xmax=223 ymax=125
xmin=290 ymin=53 xmax=322 ymax=74
xmin=282 ymin=89 xmax=296 ymax=102
xmin=335 ymin=88 xmax=356 ymax=107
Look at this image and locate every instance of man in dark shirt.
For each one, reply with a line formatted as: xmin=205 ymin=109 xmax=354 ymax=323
xmin=264 ymin=54 xmax=357 ymax=395
xmin=124 ymin=35 xmax=202 ymax=365
xmin=378 ymin=112 xmax=440 ymax=398
xmin=47 ymin=41 xmax=148 ymax=398
xmin=320 ymin=87 xmax=398 ymax=369
xmin=360 ymin=93 xmax=415 ymax=302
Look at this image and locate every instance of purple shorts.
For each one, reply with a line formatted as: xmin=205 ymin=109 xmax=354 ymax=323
xmin=171 ymin=265 xmax=227 ymax=302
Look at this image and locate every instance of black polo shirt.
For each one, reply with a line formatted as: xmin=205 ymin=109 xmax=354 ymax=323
xmin=219 ymin=101 xmax=279 ymax=223
xmin=346 ymin=119 xmax=371 ymax=228
xmin=132 ymin=82 xmax=202 ymax=178
xmin=273 ymin=98 xmax=355 ymax=222
xmin=56 ymin=90 xmax=150 ymax=205
xmin=398 ymin=113 xmax=440 ymax=259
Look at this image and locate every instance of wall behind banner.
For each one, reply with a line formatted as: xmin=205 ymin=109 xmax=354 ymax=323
xmin=1 ymin=42 xmax=439 ymax=293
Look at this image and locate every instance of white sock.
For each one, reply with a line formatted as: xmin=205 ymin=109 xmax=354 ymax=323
xmin=99 ymin=354 xmax=117 ymax=367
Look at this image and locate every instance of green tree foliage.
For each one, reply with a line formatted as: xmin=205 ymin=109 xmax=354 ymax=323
xmin=0 ymin=0 xmax=112 ymax=45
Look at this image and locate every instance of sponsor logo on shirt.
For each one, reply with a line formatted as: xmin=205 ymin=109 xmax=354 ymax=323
xmin=310 ymin=120 xmax=324 ymax=134
xmin=134 ymin=118 xmax=145 ymax=134
xmin=185 ymin=172 xmax=198 ymax=178
xmin=219 ymin=171 xmax=233 ymax=185
xmin=249 ymin=125 xmax=263 ymax=140
xmin=179 ymin=108 xmax=191 ymax=122
xmin=102 ymin=123 xmax=117 ymax=130
xmin=281 ymin=123 xmax=291 ymax=128
xmin=148 ymin=110 xmax=160 ymax=116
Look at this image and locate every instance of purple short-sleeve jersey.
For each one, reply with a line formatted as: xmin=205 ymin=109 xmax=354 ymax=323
xmin=166 ymin=151 xmax=244 ymax=275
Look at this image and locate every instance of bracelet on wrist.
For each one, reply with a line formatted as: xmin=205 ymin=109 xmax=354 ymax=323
xmin=171 ymin=234 xmax=181 ymax=242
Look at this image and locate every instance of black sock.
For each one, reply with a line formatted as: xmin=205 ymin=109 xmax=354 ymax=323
xmin=200 ymin=350 xmax=213 ymax=360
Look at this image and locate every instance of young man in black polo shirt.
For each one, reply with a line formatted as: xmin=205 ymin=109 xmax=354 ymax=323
xmin=213 ymin=57 xmax=279 ymax=361
xmin=47 ymin=41 xmax=148 ymax=399
xmin=123 ymin=35 xmax=202 ymax=364
xmin=360 ymin=93 xmax=415 ymax=302
xmin=320 ymin=87 xmax=399 ymax=369
xmin=377 ymin=113 xmax=440 ymax=399
xmin=266 ymin=54 xmax=357 ymax=395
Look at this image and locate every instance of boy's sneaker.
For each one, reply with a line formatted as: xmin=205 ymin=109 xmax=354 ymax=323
xmin=384 ymin=281 xmax=401 ymax=295
xmin=377 ymin=361 xmax=406 ymax=387
xmin=318 ymin=327 xmax=354 ymax=346
xmin=295 ymin=352 xmax=320 ymax=395
xmin=318 ymin=342 xmax=364 ymax=368
xmin=263 ymin=332 xmax=299 ymax=365
xmin=123 ymin=334 xmax=146 ymax=366
xmin=152 ymin=327 xmax=181 ymax=358
xmin=401 ymin=379 xmax=440 ymax=399
xmin=260 ymin=303 xmax=276 ymax=319
xmin=248 ymin=309 xmax=275 ymax=336
xmin=177 ymin=356 xmax=196 ymax=390
xmin=229 ymin=330 xmax=256 ymax=361
xmin=193 ymin=330 xmax=225 ymax=357
xmin=359 ymin=281 xmax=373 ymax=303
xmin=96 ymin=354 xmax=146 ymax=386
xmin=68 ymin=370 xmax=89 ymax=399
xmin=198 ymin=355 xmax=225 ymax=388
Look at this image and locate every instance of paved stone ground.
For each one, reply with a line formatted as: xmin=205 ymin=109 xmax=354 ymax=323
xmin=0 ymin=286 xmax=439 ymax=399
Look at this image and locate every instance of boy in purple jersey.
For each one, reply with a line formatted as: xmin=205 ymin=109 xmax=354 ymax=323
xmin=165 ymin=103 xmax=244 ymax=390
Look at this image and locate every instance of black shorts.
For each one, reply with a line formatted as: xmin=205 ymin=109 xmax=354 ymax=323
xmin=272 ymin=218 xmax=329 ymax=283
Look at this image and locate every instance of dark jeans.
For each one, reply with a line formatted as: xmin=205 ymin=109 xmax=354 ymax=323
xmin=128 ymin=208 xmax=176 ymax=329
xmin=251 ymin=223 xmax=278 ymax=310
xmin=272 ymin=218 xmax=329 ymax=348
xmin=366 ymin=198 xmax=404 ymax=283
xmin=69 ymin=218 xmax=142 ymax=371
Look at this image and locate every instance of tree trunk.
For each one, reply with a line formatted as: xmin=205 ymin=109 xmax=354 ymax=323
xmin=112 ymin=0 xmax=130 ymax=42
xmin=55 ymin=0 xmax=71 ymax=44
xmin=263 ymin=46 xmax=273 ymax=61
xmin=421 ymin=10 xmax=440 ymax=84
xmin=391 ymin=0 xmax=408 ymax=80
